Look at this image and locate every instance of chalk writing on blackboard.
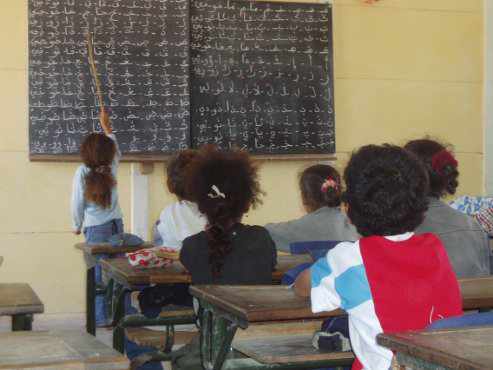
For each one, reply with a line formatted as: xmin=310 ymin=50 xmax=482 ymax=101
xmin=29 ymin=0 xmax=190 ymax=155
xmin=190 ymin=0 xmax=335 ymax=154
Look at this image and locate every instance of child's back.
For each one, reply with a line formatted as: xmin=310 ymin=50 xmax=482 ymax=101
xmin=179 ymin=145 xmax=276 ymax=285
xmin=296 ymin=144 xmax=462 ymax=370
xmin=181 ymin=224 xmax=275 ymax=284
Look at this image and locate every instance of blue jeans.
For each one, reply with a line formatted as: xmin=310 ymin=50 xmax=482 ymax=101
xmin=84 ymin=218 xmax=124 ymax=326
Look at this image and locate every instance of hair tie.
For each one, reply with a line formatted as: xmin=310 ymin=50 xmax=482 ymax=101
xmin=94 ymin=165 xmax=111 ymax=174
xmin=431 ymin=150 xmax=458 ymax=175
xmin=321 ymin=177 xmax=338 ymax=193
xmin=208 ymin=185 xmax=226 ymax=199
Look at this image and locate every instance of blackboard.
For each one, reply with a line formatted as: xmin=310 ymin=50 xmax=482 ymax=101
xmin=29 ymin=0 xmax=335 ymax=159
xmin=190 ymin=0 xmax=335 ymax=154
xmin=29 ymin=0 xmax=190 ymax=155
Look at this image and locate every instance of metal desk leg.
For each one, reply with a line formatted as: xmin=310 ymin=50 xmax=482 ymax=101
xmin=200 ymin=304 xmax=238 ymax=370
xmin=12 ymin=314 xmax=33 ymax=331
xmin=86 ymin=266 xmax=96 ymax=336
xmin=113 ymin=285 xmax=128 ymax=353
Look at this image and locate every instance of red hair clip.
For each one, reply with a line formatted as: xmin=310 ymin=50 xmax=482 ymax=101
xmin=431 ymin=149 xmax=458 ymax=174
xmin=321 ymin=177 xmax=338 ymax=193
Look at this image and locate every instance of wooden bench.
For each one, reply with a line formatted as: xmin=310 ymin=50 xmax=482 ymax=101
xmin=0 ymin=330 xmax=129 ymax=369
xmin=0 ymin=283 xmax=44 ymax=331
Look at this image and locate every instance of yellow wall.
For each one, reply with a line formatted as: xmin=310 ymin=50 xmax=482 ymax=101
xmin=0 ymin=0 xmax=484 ymax=313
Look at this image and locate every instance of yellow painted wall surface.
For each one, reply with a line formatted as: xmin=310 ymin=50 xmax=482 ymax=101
xmin=0 ymin=0 xmax=484 ymax=313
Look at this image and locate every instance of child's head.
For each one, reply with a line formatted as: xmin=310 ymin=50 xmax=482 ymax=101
xmin=80 ymin=133 xmax=116 ymax=208
xmin=186 ymin=145 xmax=263 ymax=276
xmin=404 ymin=139 xmax=459 ymax=199
xmin=166 ymin=149 xmax=198 ymax=201
xmin=299 ymin=164 xmax=341 ymax=212
xmin=343 ymin=144 xmax=429 ymax=237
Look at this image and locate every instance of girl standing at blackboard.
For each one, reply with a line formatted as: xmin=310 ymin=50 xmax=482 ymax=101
xmin=71 ymin=109 xmax=123 ymax=325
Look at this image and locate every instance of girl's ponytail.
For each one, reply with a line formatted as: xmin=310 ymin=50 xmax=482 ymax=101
xmin=80 ymin=133 xmax=116 ymax=208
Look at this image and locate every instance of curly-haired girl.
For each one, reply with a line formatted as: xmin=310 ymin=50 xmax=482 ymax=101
xmin=405 ymin=138 xmax=490 ymax=277
xmin=295 ymin=144 xmax=462 ymax=370
xmin=265 ymin=164 xmax=358 ymax=251
xmin=179 ymin=145 xmax=276 ymax=284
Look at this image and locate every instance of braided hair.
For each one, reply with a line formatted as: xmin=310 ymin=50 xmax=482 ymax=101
xmin=185 ymin=145 xmax=263 ymax=278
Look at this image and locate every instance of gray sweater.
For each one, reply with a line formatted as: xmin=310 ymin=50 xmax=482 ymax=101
xmin=415 ymin=198 xmax=491 ymax=278
xmin=265 ymin=207 xmax=359 ymax=252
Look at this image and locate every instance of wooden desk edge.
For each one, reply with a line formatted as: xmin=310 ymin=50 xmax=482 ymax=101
xmin=190 ymin=286 xmax=343 ymax=323
xmin=74 ymin=242 xmax=151 ymax=255
xmin=376 ymin=331 xmax=485 ymax=370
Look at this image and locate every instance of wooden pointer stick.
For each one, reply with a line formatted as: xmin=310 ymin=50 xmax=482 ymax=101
xmin=86 ymin=32 xmax=105 ymax=110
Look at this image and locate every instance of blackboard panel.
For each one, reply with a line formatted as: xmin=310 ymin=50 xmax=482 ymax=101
xmin=190 ymin=0 xmax=335 ymax=154
xmin=29 ymin=0 xmax=190 ymax=156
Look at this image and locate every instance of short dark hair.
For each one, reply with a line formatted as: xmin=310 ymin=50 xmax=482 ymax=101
xmin=185 ymin=145 xmax=263 ymax=276
xmin=166 ymin=150 xmax=198 ymax=201
xmin=343 ymin=144 xmax=429 ymax=237
xmin=404 ymin=139 xmax=459 ymax=198
xmin=300 ymin=164 xmax=341 ymax=211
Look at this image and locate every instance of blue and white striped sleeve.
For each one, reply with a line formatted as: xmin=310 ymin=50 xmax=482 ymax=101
xmin=310 ymin=251 xmax=342 ymax=313
xmin=311 ymin=240 xmax=372 ymax=314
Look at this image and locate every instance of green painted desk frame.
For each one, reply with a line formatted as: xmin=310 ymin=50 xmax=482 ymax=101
xmin=100 ymin=254 xmax=313 ymax=354
xmin=75 ymin=242 xmax=150 ymax=336
xmin=188 ymin=285 xmax=351 ymax=370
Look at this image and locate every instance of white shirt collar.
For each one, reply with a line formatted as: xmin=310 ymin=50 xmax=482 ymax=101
xmin=383 ymin=232 xmax=414 ymax=242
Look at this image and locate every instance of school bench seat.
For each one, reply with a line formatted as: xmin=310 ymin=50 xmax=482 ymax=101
xmin=0 ymin=283 xmax=44 ymax=331
xmin=125 ymin=327 xmax=198 ymax=350
xmin=0 ymin=330 xmax=129 ymax=369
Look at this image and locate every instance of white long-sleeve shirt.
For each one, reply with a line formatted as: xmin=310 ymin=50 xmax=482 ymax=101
xmin=71 ymin=134 xmax=123 ymax=231
xmin=156 ymin=200 xmax=207 ymax=250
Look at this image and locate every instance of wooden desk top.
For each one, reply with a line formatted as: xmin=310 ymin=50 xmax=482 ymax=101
xmin=101 ymin=257 xmax=191 ymax=285
xmin=0 ymin=283 xmax=44 ymax=316
xmin=190 ymin=285 xmax=342 ymax=323
xmin=0 ymin=330 xmax=129 ymax=369
xmin=459 ymin=275 xmax=493 ymax=310
xmin=377 ymin=326 xmax=493 ymax=370
xmin=189 ymin=276 xmax=493 ymax=324
xmin=101 ymin=254 xmax=312 ymax=286
xmin=74 ymin=242 xmax=151 ymax=255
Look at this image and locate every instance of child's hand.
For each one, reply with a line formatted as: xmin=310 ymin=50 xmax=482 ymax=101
xmin=73 ymin=229 xmax=81 ymax=235
xmin=99 ymin=109 xmax=112 ymax=135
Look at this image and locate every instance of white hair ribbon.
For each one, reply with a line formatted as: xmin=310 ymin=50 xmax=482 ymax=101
xmin=207 ymin=185 xmax=226 ymax=199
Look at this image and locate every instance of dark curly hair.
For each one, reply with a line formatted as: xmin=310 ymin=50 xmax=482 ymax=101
xmin=404 ymin=139 xmax=459 ymax=199
xmin=80 ymin=133 xmax=116 ymax=208
xmin=166 ymin=149 xmax=198 ymax=201
xmin=343 ymin=144 xmax=429 ymax=237
xmin=185 ymin=145 xmax=263 ymax=277
xmin=300 ymin=164 xmax=341 ymax=211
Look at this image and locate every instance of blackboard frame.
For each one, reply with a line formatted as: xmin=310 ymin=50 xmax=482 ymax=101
xmin=28 ymin=0 xmax=336 ymax=162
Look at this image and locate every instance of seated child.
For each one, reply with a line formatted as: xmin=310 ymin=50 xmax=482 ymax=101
xmin=405 ymin=139 xmax=491 ymax=277
xmin=180 ymin=145 xmax=277 ymax=284
xmin=265 ymin=164 xmax=358 ymax=251
xmin=155 ymin=149 xmax=207 ymax=249
xmin=294 ymin=144 xmax=463 ymax=370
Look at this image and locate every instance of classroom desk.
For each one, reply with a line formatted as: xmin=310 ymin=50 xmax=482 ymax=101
xmin=190 ymin=285 xmax=348 ymax=370
xmin=74 ymin=242 xmax=150 ymax=336
xmin=460 ymin=275 xmax=493 ymax=310
xmin=101 ymin=254 xmax=312 ymax=353
xmin=0 ymin=330 xmax=129 ymax=369
xmin=377 ymin=326 xmax=493 ymax=370
xmin=0 ymin=283 xmax=44 ymax=331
